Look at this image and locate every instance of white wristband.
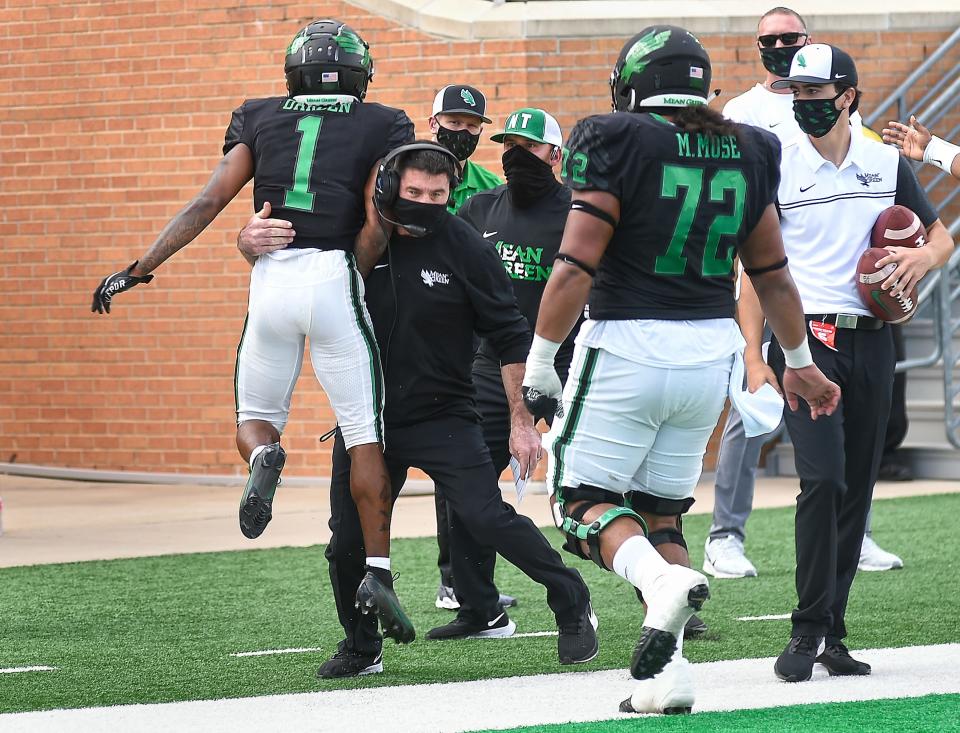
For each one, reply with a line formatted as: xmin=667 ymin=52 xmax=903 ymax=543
xmin=922 ymin=135 xmax=960 ymax=175
xmin=783 ymin=339 xmax=813 ymax=369
xmin=527 ymin=334 xmax=562 ymax=368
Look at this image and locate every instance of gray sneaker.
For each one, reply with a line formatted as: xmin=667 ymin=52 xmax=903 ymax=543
xmin=435 ymin=583 xmax=460 ymax=610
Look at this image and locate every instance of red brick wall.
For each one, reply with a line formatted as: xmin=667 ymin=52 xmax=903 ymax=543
xmin=0 ymin=1 xmax=953 ymax=477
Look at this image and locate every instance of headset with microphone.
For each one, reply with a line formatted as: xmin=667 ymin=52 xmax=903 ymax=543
xmin=373 ymin=142 xmax=463 ymax=236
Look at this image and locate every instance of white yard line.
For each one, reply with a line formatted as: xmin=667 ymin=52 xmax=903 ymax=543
xmin=737 ymin=613 xmax=793 ymax=621
xmin=229 ymin=647 xmax=325 ymax=658
xmin=0 ymin=666 xmax=56 ymax=675
xmin=511 ymin=631 xmax=558 ymax=638
xmin=2 ymin=644 xmax=958 ymax=733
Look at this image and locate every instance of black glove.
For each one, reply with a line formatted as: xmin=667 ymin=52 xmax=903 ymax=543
xmin=522 ymin=385 xmax=564 ymax=424
xmin=91 ymin=261 xmax=154 ymax=314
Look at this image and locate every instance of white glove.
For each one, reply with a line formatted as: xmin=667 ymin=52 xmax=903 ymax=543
xmin=522 ymin=335 xmax=563 ymax=421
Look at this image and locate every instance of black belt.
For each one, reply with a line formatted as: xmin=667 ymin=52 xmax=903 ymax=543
xmin=805 ymin=313 xmax=884 ymax=331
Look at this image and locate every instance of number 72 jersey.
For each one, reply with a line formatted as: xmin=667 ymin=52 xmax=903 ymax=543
xmin=223 ymin=96 xmax=414 ymax=251
xmin=561 ymin=111 xmax=781 ymax=321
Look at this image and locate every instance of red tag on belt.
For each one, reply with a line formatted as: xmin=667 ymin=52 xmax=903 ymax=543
xmin=809 ymin=320 xmax=838 ymax=351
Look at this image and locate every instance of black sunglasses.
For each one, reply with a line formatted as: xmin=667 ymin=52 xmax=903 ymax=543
xmin=757 ymin=32 xmax=808 ymax=48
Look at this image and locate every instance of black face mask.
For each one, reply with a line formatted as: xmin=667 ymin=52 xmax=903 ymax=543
xmin=435 ymin=125 xmax=480 ymax=161
xmin=502 ymin=145 xmax=559 ymax=209
xmin=392 ymin=198 xmax=448 ymax=237
xmin=759 ymin=45 xmax=802 ymax=78
xmin=793 ymin=90 xmax=846 ymax=138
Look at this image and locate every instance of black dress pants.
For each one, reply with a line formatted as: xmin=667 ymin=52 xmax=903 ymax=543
xmin=769 ymin=323 xmax=894 ymax=642
xmin=434 ymin=364 xmax=514 ymax=591
xmin=325 ymin=415 xmax=587 ymax=654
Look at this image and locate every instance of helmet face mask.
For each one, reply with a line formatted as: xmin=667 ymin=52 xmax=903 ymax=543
xmin=610 ymin=26 xmax=712 ymax=113
xmin=284 ymin=20 xmax=374 ymax=100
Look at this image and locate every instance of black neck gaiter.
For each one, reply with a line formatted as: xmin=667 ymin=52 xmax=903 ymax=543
xmin=502 ymin=146 xmax=559 ymax=208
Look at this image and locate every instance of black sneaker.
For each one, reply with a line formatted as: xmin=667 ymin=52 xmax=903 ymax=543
xmin=239 ymin=442 xmax=285 ymax=539
xmin=775 ymin=635 xmax=824 ymax=682
xmin=817 ymin=643 xmax=871 ymax=676
xmin=557 ymin=602 xmax=599 ymax=665
xmin=684 ymin=613 xmax=708 ymax=637
xmin=356 ymin=567 xmax=416 ymax=644
xmin=426 ymin=610 xmax=516 ymax=640
xmin=317 ymin=642 xmax=383 ymax=679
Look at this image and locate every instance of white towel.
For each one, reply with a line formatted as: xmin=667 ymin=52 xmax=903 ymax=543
xmin=728 ymin=350 xmax=784 ymax=438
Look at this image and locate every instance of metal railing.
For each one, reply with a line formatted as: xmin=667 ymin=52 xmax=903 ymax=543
xmin=866 ymin=26 xmax=960 ymax=448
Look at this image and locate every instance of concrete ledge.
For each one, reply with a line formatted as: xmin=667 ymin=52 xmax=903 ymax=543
xmin=351 ymin=0 xmax=960 ymax=38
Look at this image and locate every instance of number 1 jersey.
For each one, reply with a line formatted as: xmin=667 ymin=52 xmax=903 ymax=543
xmin=562 ymin=111 xmax=781 ymax=320
xmin=223 ymin=96 xmax=414 ymax=251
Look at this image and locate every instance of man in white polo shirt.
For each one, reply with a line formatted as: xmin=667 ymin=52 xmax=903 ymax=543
xmin=705 ymin=6 xmax=890 ymax=582
xmin=739 ymin=44 xmax=954 ymax=683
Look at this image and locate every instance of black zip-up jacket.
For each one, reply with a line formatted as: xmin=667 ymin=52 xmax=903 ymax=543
xmin=365 ymin=213 xmax=531 ymax=428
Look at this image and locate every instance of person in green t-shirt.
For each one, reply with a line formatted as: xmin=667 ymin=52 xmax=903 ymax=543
xmin=428 ymin=84 xmax=503 ymax=213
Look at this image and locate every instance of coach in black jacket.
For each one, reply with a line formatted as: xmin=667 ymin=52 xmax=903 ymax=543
xmin=248 ymin=143 xmax=597 ymax=679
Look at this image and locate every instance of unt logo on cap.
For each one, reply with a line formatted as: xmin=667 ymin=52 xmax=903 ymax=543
xmin=508 ymin=112 xmax=533 ymax=129
xmin=461 ymin=88 xmax=476 ymax=106
xmin=797 ymin=53 xmax=807 ymax=68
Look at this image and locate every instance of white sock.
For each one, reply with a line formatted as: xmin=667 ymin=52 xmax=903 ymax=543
xmin=248 ymin=444 xmax=268 ymax=469
xmin=612 ymin=535 xmax=669 ymax=595
xmin=366 ymin=556 xmax=391 ymax=571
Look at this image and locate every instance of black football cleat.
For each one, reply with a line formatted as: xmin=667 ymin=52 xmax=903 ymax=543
xmin=239 ymin=442 xmax=285 ymax=539
xmin=356 ymin=567 xmax=416 ymax=645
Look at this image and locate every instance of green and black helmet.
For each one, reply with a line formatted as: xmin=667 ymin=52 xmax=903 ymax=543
xmin=284 ymin=20 xmax=374 ymax=100
xmin=610 ymin=25 xmax=711 ymax=112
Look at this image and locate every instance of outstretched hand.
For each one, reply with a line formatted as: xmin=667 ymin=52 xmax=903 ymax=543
xmin=782 ymin=364 xmax=841 ymax=420
xmin=882 ymin=115 xmax=932 ymax=162
xmin=91 ymin=261 xmax=154 ymax=314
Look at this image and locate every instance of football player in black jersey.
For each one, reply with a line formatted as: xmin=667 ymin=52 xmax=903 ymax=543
xmin=240 ymin=143 xmax=598 ymax=678
xmin=522 ymin=26 xmax=841 ymax=713
xmin=91 ymin=20 xmax=416 ymax=645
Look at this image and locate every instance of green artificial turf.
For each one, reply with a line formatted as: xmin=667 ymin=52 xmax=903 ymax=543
xmin=0 ymin=493 xmax=957 ymax=713
xmin=475 ymin=694 xmax=960 ymax=733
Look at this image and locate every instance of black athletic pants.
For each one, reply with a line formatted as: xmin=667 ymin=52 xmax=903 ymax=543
xmin=326 ymin=414 xmax=587 ymax=655
xmin=434 ymin=364 xmax=514 ymax=591
xmin=768 ymin=323 xmax=894 ymax=643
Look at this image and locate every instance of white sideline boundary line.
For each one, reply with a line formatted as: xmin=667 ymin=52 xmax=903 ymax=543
xmin=737 ymin=613 xmax=792 ymax=621
xmin=2 ymin=644 xmax=958 ymax=733
xmin=229 ymin=647 xmax=324 ymax=658
xmin=0 ymin=666 xmax=57 ymax=675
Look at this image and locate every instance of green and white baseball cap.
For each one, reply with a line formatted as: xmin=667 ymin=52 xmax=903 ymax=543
xmin=490 ymin=107 xmax=563 ymax=146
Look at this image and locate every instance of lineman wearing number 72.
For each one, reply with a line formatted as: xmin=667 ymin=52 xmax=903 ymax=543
xmin=90 ymin=20 xmax=419 ymax=645
xmin=521 ymin=25 xmax=841 ymax=713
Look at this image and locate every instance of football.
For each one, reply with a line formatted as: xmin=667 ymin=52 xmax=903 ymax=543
xmin=871 ymin=205 xmax=927 ymax=249
xmin=856 ymin=247 xmax=918 ymax=324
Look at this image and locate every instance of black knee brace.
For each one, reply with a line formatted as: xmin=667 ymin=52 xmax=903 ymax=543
xmin=647 ymin=526 xmax=688 ymax=551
